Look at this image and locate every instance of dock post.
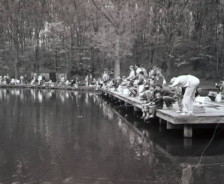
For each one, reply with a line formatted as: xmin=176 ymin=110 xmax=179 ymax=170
xmin=184 ymin=138 xmax=192 ymax=148
xmin=133 ymin=106 xmax=141 ymax=115
xmin=125 ymin=102 xmax=127 ymax=110
xmin=159 ymin=118 xmax=163 ymax=126
xmin=159 ymin=119 xmax=166 ymax=132
xmin=184 ymin=125 xmax=193 ymax=138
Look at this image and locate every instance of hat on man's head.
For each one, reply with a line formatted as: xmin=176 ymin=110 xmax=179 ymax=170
xmin=129 ymin=65 xmax=133 ymax=68
xmin=104 ymin=68 xmax=108 ymax=71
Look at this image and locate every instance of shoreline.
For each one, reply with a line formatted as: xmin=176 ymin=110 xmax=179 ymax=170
xmin=0 ymin=84 xmax=221 ymax=97
xmin=0 ymin=84 xmax=98 ymax=91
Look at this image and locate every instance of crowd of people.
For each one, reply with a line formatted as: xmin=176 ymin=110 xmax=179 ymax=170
xmin=0 ymin=73 xmax=82 ymax=88
xmin=100 ymin=64 xmax=201 ymax=120
xmin=0 ymin=65 xmax=202 ymax=119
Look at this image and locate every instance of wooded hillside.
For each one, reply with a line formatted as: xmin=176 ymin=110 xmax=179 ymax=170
xmin=0 ymin=0 xmax=224 ymax=79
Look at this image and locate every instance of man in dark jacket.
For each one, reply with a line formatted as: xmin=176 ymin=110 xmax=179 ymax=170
xmin=153 ymin=84 xmax=175 ymax=108
xmin=144 ymin=92 xmax=164 ymax=120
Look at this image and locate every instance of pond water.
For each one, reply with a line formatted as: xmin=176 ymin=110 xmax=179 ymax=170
xmin=0 ymin=89 xmax=224 ymax=184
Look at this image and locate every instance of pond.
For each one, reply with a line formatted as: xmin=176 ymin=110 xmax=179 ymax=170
xmin=0 ymin=89 xmax=223 ymax=184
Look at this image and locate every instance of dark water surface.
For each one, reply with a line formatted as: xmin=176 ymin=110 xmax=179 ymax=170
xmin=0 ymin=89 xmax=224 ymax=184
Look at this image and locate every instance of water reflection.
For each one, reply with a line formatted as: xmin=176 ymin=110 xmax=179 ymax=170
xmin=99 ymin=95 xmax=224 ymax=184
xmin=0 ymin=89 xmax=223 ymax=183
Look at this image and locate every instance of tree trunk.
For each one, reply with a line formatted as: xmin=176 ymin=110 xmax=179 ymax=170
xmin=166 ymin=48 xmax=172 ymax=76
xmin=34 ymin=29 xmax=40 ymax=73
xmin=14 ymin=43 xmax=19 ymax=79
xmin=216 ymin=45 xmax=219 ymax=72
xmin=114 ymin=34 xmax=120 ymax=78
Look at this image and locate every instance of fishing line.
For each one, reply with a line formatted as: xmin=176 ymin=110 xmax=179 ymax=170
xmin=184 ymin=118 xmax=224 ymax=184
xmin=99 ymin=93 xmax=224 ymax=183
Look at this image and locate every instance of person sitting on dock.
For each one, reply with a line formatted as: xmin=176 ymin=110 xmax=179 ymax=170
xmin=112 ymin=75 xmax=122 ymax=91
xmin=129 ymin=71 xmax=144 ymax=97
xmin=148 ymin=68 xmax=156 ymax=81
xmin=117 ymin=76 xmax=128 ymax=93
xmin=141 ymin=86 xmax=155 ymax=106
xmin=126 ymin=65 xmax=135 ymax=82
xmin=135 ymin=64 xmax=142 ymax=77
xmin=140 ymin=64 xmax=148 ymax=78
xmin=44 ymin=80 xmax=53 ymax=87
xmin=10 ymin=78 xmax=16 ymax=85
xmin=102 ymin=69 xmax=110 ymax=88
xmin=170 ymin=75 xmax=200 ymax=115
xmin=155 ymin=69 xmax=166 ymax=86
xmin=154 ymin=84 xmax=175 ymax=109
xmin=98 ymin=77 xmax=103 ymax=88
xmin=30 ymin=74 xmax=37 ymax=85
xmin=142 ymin=92 xmax=164 ymax=120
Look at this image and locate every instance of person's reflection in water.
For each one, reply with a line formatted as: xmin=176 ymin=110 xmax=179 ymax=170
xmin=0 ymin=90 xmax=2 ymax=100
xmin=102 ymin=101 xmax=107 ymax=115
xmin=46 ymin=90 xmax=52 ymax=100
xmin=20 ymin=90 xmax=24 ymax=101
xmin=38 ymin=90 xmax=43 ymax=103
xmin=92 ymin=94 xmax=97 ymax=103
xmin=65 ymin=91 xmax=69 ymax=99
xmin=142 ymin=135 xmax=150 ymax=157
xmin=3 ymin=89 xmax=7 ymax=98
xmin=9 ymin=89 xmax=14 ymax=96
xmin=118 ymin=118 xmax=122 ymax=128
xmin=15 ymin=89 xmax=20 ymax=96
xmin=85 ymin=93 xmax=89 ymax=105
xmin=118 ymin=118 xmax=128 ymax=136
xmin=72 ymin=91 xmax=79 ymax=104
xmin=129 ymin=131 xmax=135 ymax=147
xmin=106 ymin=106 xmax=114 ymax=120
xmin=181 ymin=163 xmax=193 ymax=184
xmin=30 ymin=89 xmax=36 ymax=100
xmin=59 ymin=91 xmax=65 ymax=103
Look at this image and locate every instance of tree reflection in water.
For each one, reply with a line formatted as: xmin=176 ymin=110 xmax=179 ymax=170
xmin=0 ymin=90 xmax=223 ymax=183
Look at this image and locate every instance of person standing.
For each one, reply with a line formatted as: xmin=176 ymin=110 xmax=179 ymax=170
xmin=85 ymin=74 xmax=89 ymax=87
xmin=170 ymin=75 xmax=200 ymax=115
xmin=174 ymin=86 xmax=183 ymax=113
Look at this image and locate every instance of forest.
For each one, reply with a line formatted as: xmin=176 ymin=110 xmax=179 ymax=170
xmin=0 ymin=0 xmax=224 ymax=80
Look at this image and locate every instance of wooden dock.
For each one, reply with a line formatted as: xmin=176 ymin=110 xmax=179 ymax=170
xmin=100 ymin=88 xmax=224 ymax=138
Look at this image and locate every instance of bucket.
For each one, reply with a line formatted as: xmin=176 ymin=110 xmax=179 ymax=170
xmin=215 ymin=93 xmax=222 ymax=102
xmin=123 ymin=88 xmax=130 ymax=95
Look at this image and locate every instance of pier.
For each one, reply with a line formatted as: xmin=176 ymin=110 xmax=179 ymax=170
xmin=100 ymin=88 xmax=224 ymax=138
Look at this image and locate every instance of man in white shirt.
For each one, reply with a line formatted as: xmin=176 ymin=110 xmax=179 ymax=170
xmin=102 ymin=69 xmax=110 ymax=83
xmin=135 ymin=64 xmax=142 ymax=77
xmin=126 ymin=65 xmax=135 ymax=81
xmin=140 ymin=64 xmax=148 ymax=78
xmin=170 ymin=75 xmax=200 ymax=115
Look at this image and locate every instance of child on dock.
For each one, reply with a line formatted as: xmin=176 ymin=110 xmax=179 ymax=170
xmin=141 ymin=92 xmax=163 ymax=121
